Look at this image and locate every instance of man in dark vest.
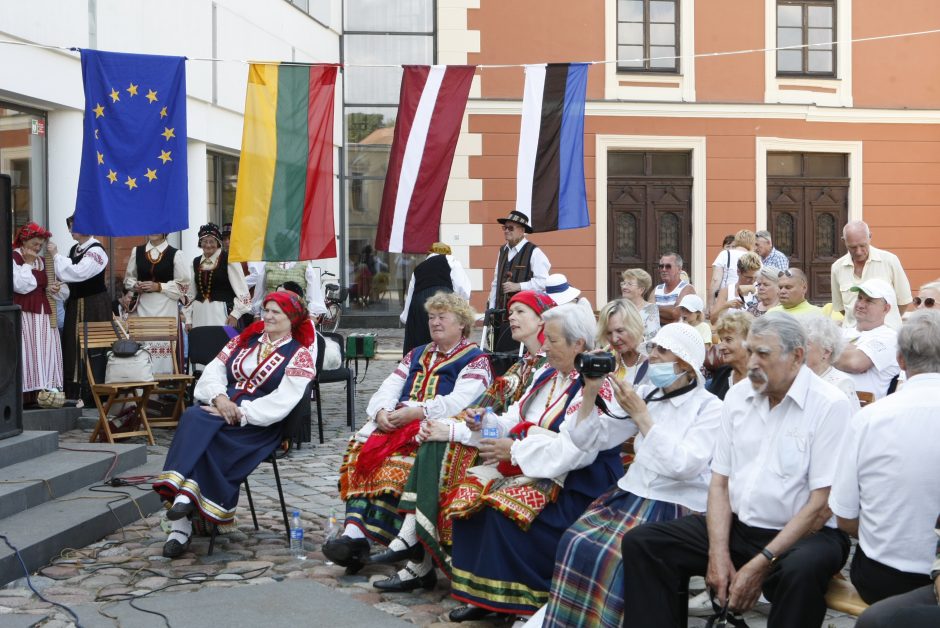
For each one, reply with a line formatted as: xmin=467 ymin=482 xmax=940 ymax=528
xmin=486 ymin=210 xmax=551 ymax=353
xmin=400 ymin=242 xmax=471 ymax=355
xmin=49 ymin=214 xmax=112 ymax=400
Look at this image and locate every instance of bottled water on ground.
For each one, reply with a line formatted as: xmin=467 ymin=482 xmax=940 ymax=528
xmin=481 ymin=406 xmax=501 ymax=439
xmin=323 ymin=508 xmax=339 ymax=565
xmin=289 ymin=510 xmax=306 ymax=560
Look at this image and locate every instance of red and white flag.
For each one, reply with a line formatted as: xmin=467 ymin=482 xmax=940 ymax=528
xmin=375 ymin=65 xmax=476 ymax=254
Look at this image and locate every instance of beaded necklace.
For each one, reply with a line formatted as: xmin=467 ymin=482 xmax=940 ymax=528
xmin=146 ymin=242 xmax=167 ymax=280
xmin=197 ymin=258 xmax=216 ymax=301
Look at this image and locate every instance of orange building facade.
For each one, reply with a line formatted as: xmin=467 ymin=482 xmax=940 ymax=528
xmin=436 ymin=0 xmax=940 ymax=311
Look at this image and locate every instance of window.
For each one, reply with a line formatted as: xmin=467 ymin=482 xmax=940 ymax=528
xmin=776 ymin=0 xmax=835 ymax=76
xmin=616 ymin=0 xmax=679 ymax=72
xmin=609 ymin=151 xmax=691 ymax=176
xmin=206 ymin=152 xmax=239 ymax=227
xmin=767 ymin=152 xmax=846 ymax=177
xmin=0 ymin=104 xmax=47 ymax=231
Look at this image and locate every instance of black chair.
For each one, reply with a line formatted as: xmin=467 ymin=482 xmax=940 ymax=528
xmin=313 ymin=331 xmax=356 ymax=443
xmin=187 ymin=325 xmax=234 ymax=377
xmin=207 ymin=387 xmax=309 ymax=555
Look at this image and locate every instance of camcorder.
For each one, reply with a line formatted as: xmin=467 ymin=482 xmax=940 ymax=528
xmin=574 ymin=352 xmax=616 ymax=379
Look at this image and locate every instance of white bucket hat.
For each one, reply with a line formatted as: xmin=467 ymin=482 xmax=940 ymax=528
xmin=544 ymin=274 xmax=581 ymax=306
xmin=647 ymin=322 xmax=707 ymax=372
xmin=678 ymin=294 xmax=705 ymax=313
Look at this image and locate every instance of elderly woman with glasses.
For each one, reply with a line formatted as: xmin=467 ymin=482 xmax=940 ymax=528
xmin=620 ymin=268 xmax=660 ymax=341
xmin=746 ymin=266 xmax=782 ymax=318
xmin=802 ymin=315 xmax=861 ymax=411
xmin=536 ymin=323 xmax=722 ymax=627
xmin=914 ymin=281 xmax=940 ymax=310
xmin=445 ymin=303 xmax=627 ymax=623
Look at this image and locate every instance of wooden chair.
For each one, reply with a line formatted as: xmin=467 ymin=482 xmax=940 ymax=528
xmin=857 ymin=391 xmax=875 ymax=407
xmin=125 ymin=317 xmax=194 ymax=430
xmin=80 ymin=321 xmax=157 ymax=445
xmin=825 ymin=573 xmax=869 ymax=616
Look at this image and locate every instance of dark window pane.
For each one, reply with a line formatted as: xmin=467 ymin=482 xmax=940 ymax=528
xmin=651 ymin=152 xmax=690 ymax=175
xmin=615 ymin=213 xmax=639 ymax=257
xmin=345 ymin=35 xmax=433 ymax=103
xmin=618 ymin=45 xmax=645 ymax=67
xmin=777 ymin=4 xmax=802 ymax=27
xmin=804 ymin=153 xmax=846 ymax=177
xmin=650 ymin=46 xmax=677 ymax=68
xmin=650 ymin=0 xmax=676 ymax=22
xmin=808 ymin=5 xmax=832 ymax=27
xmin=768 ymin=153 xmax=802 ymax=176
xmin=346 ymin=107 xmax=397 ymax=176
xmin=815 ymin=213 xmax=836 ymax=257
xmin=619 ymin=0 xmax=644 ymax=22
xmin=659 ymin=212 xmax=680 ymax=254
xmin=609 ymin=152 xmax=645 ymax=176
xmin=618 ymin=22 xmax=644 ymax=45
xmin=808 ymin=27 xmax=832 ymax=47
xmin=777 ymin=50 xmax=803 ymax=72
xmin=346 ymin=0 xmax=433 ymax=32
xmin=808 ymin=50 xmax=833 ymax=72
xmin=778 ymin=26 xmax=802 ymax=48
xmin=650 ymin=23 xmax=675 ymax=46
xmin=774 ymin=213 xmax=795 ymax=256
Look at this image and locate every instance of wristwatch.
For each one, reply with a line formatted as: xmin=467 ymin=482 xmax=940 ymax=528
xmin=760 ymin=547 xmax=778 ymax=565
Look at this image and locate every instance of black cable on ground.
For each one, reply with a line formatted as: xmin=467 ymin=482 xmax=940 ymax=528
xmin=0 ymin=532 xmax=84 ymax=627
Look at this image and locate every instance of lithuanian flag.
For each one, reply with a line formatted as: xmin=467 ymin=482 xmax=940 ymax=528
xmin=229 ymin=63 xmax=338 ymax=262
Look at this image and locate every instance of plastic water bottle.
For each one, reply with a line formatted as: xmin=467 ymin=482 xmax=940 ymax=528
xmin=324 ymin=508 xmax=339 ymax=543
xmin=289 ymin=510 xmax=306 ymax=560
xmin=481 ymin=406 xmax=501 ymax=439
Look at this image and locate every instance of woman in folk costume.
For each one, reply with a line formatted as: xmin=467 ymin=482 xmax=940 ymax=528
xmin=153 ymin=291 xmax=316 ymax=558
xmin=536 ymin=323 xmax=722 ymax=628
xmin=183 ymin=223 xmax=251 ymax=330
xmin=124 ymin=233 xmax=191 ymax=374
xmin=12 ymin=223 xmax=67 ymax=400
xmin=50 ymin=215 xmax=111 ymax=400
xmin=322 ymin=291 xmax=491 ymax=572
xmin=369 ymin=290 xmax=556 ymax=593
xmin=445 ymin=303 xmax=628 ymax=623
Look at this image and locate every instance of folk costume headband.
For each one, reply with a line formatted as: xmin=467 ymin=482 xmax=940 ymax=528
xmin=14 ymin=222 xmax=52 ymax=248
xmin=238 ymin=290 xmax=314 ymax=347
xmin=198 ymin=223 xmax=224 ymax=247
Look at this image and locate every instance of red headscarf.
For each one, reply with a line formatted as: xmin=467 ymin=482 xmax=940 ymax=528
xmin=507 ymin=290 xmax=556 ymax=345
xmin=13 ymin=222 xmax=52 ymax=248
xmin=237 ymin=290 xmax=314 ymax=348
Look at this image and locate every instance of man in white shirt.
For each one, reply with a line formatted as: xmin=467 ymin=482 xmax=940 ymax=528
xmin=834 ymin=279 xmax=900 ymax=399
xmin=485 ymin=210 xmax=550 ymax=352
xmin=831 ymin=220 xmax=912 ymax=330
xmin=829 ymin=309 xmax=940 ymax=605
xmin=620 ymin=312 xmax=852 ymax=628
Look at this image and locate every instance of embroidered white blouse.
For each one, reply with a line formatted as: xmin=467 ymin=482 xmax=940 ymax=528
xmin=183 ymin=249 xmax=252 ymax=324
xmin=195 ymin=333 xmax=316 ymax=428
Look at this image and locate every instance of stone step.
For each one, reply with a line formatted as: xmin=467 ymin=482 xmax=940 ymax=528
xmin=0 ymin=455 xmax=164 ymax=588
xmin=0 ymin=442 xmax=149 ymax=520
xmin=0 ymin=431 xmax=59 ymax=471
xmin=22 ymin=407 xmax=83 ymax=433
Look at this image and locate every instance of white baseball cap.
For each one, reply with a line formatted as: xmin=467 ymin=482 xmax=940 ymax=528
xmin=678 ymin=294 xmax=705 ymax=313
xmin=850 ymin=279 xmax=897 ymax=306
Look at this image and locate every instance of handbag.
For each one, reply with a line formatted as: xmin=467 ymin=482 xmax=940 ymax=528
xmin=110 ymin=319 xmax=141 ymax=357
xmin=104 ymin=318 xmax=154 ymax=383
xmin=37 ymin=388 xmax=66 ymax=409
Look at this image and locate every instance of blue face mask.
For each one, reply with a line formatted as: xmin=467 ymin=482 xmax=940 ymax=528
xmin=648 ymin=361 xmax=681 ymax=388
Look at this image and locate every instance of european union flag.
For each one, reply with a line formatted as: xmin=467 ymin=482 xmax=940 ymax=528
xmin=74 ymin=49 xmax=188 ymax=236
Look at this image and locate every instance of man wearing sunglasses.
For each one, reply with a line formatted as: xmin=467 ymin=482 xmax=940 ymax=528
xmin=834 ymin=279 xmax=900 ymax=401
xmin=831 ymin=221 xmax=912 ymax=331
xmin=768 ymin=268 xmax=821 ymax=318
xmin=654 ymin=252 xmax=696 ymax=326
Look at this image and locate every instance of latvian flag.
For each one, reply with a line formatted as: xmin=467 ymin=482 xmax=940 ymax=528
xmin=515 ymin=63 xmax=590 ymax=232
xmin=375 ymin=65 xmax=476 ymax=254
xmin=229 ymin=63 xmax=338 ymax=262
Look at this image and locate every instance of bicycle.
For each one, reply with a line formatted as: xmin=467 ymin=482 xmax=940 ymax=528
xmin=318 ymin=270 xmax=346 ymax=333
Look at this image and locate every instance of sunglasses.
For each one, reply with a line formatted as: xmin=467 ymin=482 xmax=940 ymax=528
xmin=778 ymin=269 xmax=794 ymax=278
xmin=658 ymin=263 xmax=673 ymax=270
xmin=913 ymin=296 xmax=936 ymax=308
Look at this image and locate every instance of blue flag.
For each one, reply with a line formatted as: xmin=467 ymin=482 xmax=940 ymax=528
xmin=74 ymin=49 xmax=188 ymax=236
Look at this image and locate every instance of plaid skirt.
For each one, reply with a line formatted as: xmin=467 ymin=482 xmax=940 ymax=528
xmin=542 ymin=488 xmax=692 ymax=628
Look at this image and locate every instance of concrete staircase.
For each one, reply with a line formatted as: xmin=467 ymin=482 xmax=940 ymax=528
xmin=0 ymin=430 xmax=163 ymax=587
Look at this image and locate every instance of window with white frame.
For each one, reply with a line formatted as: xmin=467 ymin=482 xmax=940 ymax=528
xmin=776 ymin=0 xmax=836 ymax=76
xmin=617 ymin=0 xmax=679 ymax=73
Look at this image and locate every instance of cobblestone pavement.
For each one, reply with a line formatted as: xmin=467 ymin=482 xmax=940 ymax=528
xmin=2 ymin=327 xmax=856 ymax=627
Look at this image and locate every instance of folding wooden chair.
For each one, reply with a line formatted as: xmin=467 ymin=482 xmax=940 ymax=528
xmin=80 ymin=321 xmax=157 ymax=445
xmin=125 ymin=317 xmax=194 ymax=430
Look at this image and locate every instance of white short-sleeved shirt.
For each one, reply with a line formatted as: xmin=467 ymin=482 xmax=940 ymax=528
xmin=711 ymin=366 xmax=852 ymax=530
xmin=829 ymin=373 xmax=940 ymax=575
xmin=830 ymin=246 xmax=913 ymax=330
xmin=713 ymin=248 xmax=746 ymax=289
xmin=841 ymin=325 xmax=900 ymax=399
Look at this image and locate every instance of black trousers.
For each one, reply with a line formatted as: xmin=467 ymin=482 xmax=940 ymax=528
xmin=620 ymin=514 xmax=850 ymax=628
xmin=851 ymin=544 xmax=932 ymax=605
xmin=857 ymin=584 xmax=940 ymax=628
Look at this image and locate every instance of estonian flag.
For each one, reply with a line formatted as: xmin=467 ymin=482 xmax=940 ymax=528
xmin=515 ymin=63 xmax=589 ymax=233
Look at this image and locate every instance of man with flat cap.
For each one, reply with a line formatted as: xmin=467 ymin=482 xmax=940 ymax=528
xmin=486 ymin=210 xmax=551 ymax=353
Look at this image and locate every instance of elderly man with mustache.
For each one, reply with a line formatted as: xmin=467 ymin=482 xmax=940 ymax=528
xmin=618 ymin=312 xmax=854 ymax=628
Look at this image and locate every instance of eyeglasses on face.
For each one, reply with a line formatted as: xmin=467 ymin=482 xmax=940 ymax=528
xmin=658 ymin=263 xmax=673 ymax=270
xmin=913 ymin=296 xmax=936 ymax=308
xmin=501 ymin=225 xmax=519 ymax=232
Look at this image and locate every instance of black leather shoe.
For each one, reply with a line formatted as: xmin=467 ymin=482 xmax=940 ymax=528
xmin=448 ymin=606 xmax=494 ymax=622
xmin=162 ymin=532 xmax=192 ymax=559
xmin=369 ymin=539 xmax=423 ymax=564
xmin=372 ymin=568 xmax=437 ymax=592
xmin=322 ymin=535 xmax=370 ymax=570
xmin=166 ymin=500 xmax=194 ymax=521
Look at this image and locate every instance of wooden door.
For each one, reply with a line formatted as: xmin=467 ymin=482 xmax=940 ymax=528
xmin=608 ymin=179 xmax=692 ymax=300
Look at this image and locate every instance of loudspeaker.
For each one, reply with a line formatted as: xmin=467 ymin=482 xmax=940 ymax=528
xmin=0 ymin=174 xmax=11 ymax=305
xmin=0 ymin=304 xmax=23 ymax=440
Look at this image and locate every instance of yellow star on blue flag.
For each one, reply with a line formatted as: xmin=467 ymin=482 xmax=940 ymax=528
xmin=74 ymin=49 xmax=189 ymax=236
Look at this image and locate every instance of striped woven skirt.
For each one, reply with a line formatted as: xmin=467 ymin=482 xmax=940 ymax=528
xmin=542 ymin=488 xmax=692 ymax=628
